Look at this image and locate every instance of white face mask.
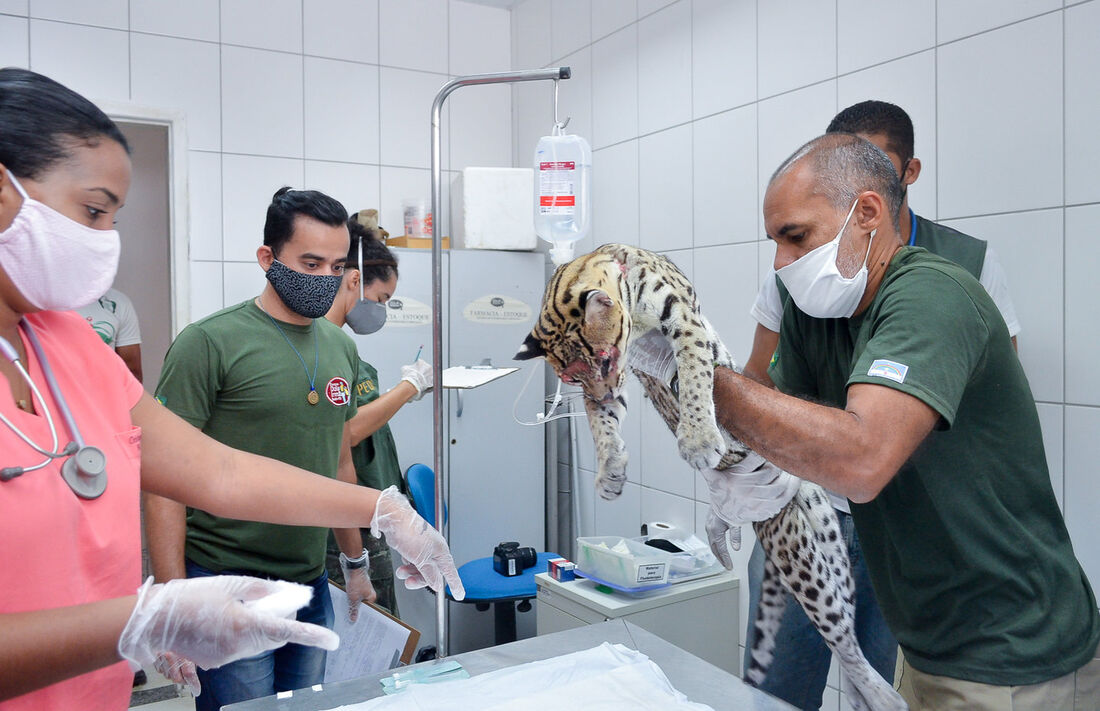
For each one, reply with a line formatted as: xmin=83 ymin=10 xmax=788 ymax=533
xmin=0 ymin=172 xmax=120 ymax=311
xmin=776 ymin=200 xmax=875 ymax=319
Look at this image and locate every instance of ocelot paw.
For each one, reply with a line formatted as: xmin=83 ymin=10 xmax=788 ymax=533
xmin=677 ymin=421 xmax=725 ymax=470
xmin=596 ymin=451 xmax=628 ymax=500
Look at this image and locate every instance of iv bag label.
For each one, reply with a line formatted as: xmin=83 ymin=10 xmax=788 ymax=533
xmin=538 ymin=161 xmax=576 ymax=215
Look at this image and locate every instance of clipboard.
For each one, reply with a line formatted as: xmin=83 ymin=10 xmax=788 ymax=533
xmin=441 ymin=365 xmax=518 ymax=389
xmin=324 ymin=582 xmax=421 ymax=683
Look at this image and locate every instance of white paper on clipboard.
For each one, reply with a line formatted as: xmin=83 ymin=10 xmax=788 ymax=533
xmin=324 ymin=584 xmax=419 ymax=683
xmin=441 ymin=366 xmax=518 ymax=389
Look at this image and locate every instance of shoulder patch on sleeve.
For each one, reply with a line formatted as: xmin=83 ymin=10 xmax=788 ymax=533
xmin=867 ymin=359 xmax=909 ymax=384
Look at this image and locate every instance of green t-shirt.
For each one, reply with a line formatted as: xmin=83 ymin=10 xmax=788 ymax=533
xmin=350 ymin=358 xmax=405 ymax=494
xmin=155 ymin=300 xmax=359 ymax=582
xmin=769 ymin=247 xmax=1100 ymax=685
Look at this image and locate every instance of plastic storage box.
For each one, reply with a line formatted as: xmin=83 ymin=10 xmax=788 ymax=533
xmin=574 ymin=536 xmax=675 ymax=592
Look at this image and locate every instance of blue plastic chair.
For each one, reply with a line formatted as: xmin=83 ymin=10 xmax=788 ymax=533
xmin=403 ymin=464 xmax=558 ymax=645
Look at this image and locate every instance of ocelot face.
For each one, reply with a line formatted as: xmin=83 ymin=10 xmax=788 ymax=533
xmin=514 ymin=331 xmax=625 ymax=403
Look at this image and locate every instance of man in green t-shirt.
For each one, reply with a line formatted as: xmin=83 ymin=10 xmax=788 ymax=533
xmin=709 ymin=134 xmax=1099 ymax=709
xmin=146 ymin=188 xmax=380 ymax=711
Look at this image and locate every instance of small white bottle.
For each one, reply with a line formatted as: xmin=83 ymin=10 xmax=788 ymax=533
xmin=533 ymin=127 xmax=591 ymax=265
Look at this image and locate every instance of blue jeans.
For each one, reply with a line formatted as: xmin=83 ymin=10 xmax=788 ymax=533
xmin=186 ymin=560 xmax=334 ymax=711
xmin=743 ymin=510 xmax=897 ymax=711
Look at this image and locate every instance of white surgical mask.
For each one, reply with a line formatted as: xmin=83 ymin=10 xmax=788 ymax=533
xmin=776 ymin=200 xmax=874 ymax=319
xmin=0 ymin=172 xmax=120 ymax=310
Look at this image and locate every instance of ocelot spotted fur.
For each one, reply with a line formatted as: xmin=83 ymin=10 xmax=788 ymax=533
xmin=515 ymin=244 xmax=906 ymax=711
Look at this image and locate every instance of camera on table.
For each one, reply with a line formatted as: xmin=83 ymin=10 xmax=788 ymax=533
xmin=493 ymin=541 xmax=536 ymax=577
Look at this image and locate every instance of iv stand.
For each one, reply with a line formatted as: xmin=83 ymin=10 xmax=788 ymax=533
xmin=429 ymin=66 xmax=571 ymax=656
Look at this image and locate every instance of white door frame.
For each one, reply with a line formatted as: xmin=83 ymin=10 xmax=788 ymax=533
xmin=98 ymin=101 xmax=190 ymax=337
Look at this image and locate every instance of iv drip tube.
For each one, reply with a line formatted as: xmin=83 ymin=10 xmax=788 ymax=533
xmin=429 ymin=66 xmax=570 ymax=656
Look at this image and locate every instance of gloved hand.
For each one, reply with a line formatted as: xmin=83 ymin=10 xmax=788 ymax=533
xmin=706 ymin=507 xmax=742 ymax=570
xmin=340 ymin=549 xmax=378 ymax=622
xmin=400 ymin=359 xmax=433 ymax=401
xmin=154 ymin=652 xmax=200 ymax=696
xmin=370 ymin=486 xmax=465 ymax=600
xmin=700 ymin=453 xmax=801 ymax=566
xmin=628 ymin=330 xmax=677 ymax=385
xmin=118 ymin=576 xmax=339 ymax=671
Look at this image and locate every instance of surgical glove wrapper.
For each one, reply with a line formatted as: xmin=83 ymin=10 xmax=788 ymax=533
xmin=370 ymin=486 xmax=465 ymax=600
xmin=118 ymin=576 xmax=339 ymax=672
xmin=700 ymin=453 xmax=801 ymax=568
xmin=400 ymin=359 xmax=432 ymax=401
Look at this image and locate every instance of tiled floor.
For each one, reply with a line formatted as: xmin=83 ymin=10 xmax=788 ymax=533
xmin=128 ymin=668 xmax=194 ymax=710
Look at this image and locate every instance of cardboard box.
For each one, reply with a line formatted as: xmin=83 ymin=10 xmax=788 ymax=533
xmin=386 ymin=235 xmax=450 ymax=249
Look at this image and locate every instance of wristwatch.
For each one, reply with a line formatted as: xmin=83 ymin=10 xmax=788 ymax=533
xmin=340 ymin=548 xmax=369 ymax=570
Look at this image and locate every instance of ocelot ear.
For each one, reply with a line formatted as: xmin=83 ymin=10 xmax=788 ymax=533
xmin=514 ymin=332 xmax=546 ymax=361
xmin=581 ymin=290 xmax=614 ymax=327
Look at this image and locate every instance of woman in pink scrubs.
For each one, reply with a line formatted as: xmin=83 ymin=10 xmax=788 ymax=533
xmin=0 ymin=68 xmax=463 ymax=710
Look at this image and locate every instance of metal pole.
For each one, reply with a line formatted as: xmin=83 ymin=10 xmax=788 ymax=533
xmin=429 ymin=66 xmax=570 ymax=656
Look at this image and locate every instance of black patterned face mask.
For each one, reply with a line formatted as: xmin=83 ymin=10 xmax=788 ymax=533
xmin=265 ymin=258 xmax=342 ymax=318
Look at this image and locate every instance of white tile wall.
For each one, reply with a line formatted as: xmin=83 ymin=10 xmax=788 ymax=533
xmin=380 ymin=0 xmax=448 ymax=74
xmin=0 ymin=0 xmax=27 ymax=16
xmin=555 ymin=47 xmax=592 ymax=146
xmin=837 ymin=51 xmax=937 ymax=218
xmin=449 ymin=83 xmax=514 ymax=170
xmin=304 ymin=161 xmax=381 ymax=219
xmin=221 ymin=0 xmax=302 ymax=53
xmin=639 ymin=124 xmax=692 ymax=252
xmin=189 ymin=260 xmax=223 ymax=321
xmin=303 ymin=57 xmax=380 ymax=164
xmin=550 ymin=0 xmax=591 ymax=62
xmin=692 ymin=105 xmax=757 ymax=248
xmin=1065 ymin=204 xmax=1100 ymax=406
xmin=592 ymin=0 xmax=636 ymax=41
xmin=303 ymin=0 xmax=378 ymax=64
xmin=131 ymin=0 xmax=219 ymax=42
xmin=0 ymin=15 xmax=28 ymax=68
xmin=837 ymin=0 xmax=935 ymax=75
xmin=637 ymin=1 xmax=691 ymax=135
xmin=1065 ymin=405 xmax=1100 ymax=591
xmin=937 ymin=13 xmax=1063 ymax=218
xmin=942 ymin=209 xmax=1064 ymax=402
xmin=1065 ymin=0 xmax=1100 ymax=205
xmin=590 ymin=139 xmax=640 ymax=249
xmin=380 ymin=67 xmax=450 ymax=170
xmin=591 ymin=25 xmax=638 ymax=149
xmin=449 ymin=0 xmax=510 ymax=75
xmin=187 ymin=151 xmax=223 ymax=262
xmin=221 ymin=46 xmax=304 ymax=158
xmin=29 ymin=20 xmax=130 ymax=102
xmin=30 ymin=0 xmax=127 ymax=29
xmin=223 ymin=260 xmax=266 ymax=307
xmin=509 ymin=1 xmax=1099 ymax=707
xmin=130 ymin=34 xmax=222 ymax=152
xmin=691 ymin=0 xmax=755 ymax=118
xmin=936 ymin=0 xmax=1061 ymax=43
xmin=757 ymin=0 xmax=835 ymax=98
xmin=221 ymin=154 xmax=305 ymax=261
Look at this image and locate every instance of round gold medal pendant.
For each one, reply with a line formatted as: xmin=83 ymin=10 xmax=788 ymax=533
xmin=307 ymin=389 xmax=320 ymax=405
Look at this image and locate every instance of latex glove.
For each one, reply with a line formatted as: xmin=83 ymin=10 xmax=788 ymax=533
xmin=700 ymin=453 xmax=801 ymax=526
xmin=154 ymin=652 xmax=200 ymax=696
xmin=400 ymin=359 xmax=433 ymax=401
xmin=706 ymin=506 xmax=742 ymax=570
xmin=340 ymin=551 xmax=378 ymax=622
xmin=118 ymin=576 xmax=339 ymax=671
xmin=628 ymin=330 xmax=677 ymax=385
xmin=370 ymin=486 xmax=465 ymax=600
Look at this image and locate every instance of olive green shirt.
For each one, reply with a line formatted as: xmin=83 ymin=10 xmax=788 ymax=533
xmin=155 ymin=300 xmax=358 ymax=582
xmin=770 ymin=247 xmax=1099 ymax=685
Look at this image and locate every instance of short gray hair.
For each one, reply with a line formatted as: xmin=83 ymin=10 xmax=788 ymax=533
xmin=770 ymin=133 xmax=904 ymax=229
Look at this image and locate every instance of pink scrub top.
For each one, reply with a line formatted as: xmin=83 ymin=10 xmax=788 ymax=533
xmin=0 ymin=310 xmax=145 ymax=711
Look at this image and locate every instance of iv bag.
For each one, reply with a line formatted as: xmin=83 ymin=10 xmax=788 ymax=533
xmin=534 ymin=127 xmax=591 ymax=265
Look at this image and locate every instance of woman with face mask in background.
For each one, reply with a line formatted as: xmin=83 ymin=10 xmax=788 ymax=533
xmin=0 ymin=68 xmax=462 ymax=711
xmin=323 ymin=216 xmax=431 ymax=618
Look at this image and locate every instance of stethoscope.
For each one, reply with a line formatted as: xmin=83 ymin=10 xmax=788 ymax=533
xmin=0 ymin=319 xmax=108 ymax=499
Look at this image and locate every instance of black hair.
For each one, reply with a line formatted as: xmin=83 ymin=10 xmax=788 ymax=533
xmin=263 ymin=186 xmax=349 ymax=255
xmin=0 ymin=67 xmax=130 ymax=179
xmin=771 ymin=133 xmax=904 ymax=229
xmin=346 ymin=216 xmax=398 ymax=286
xmin=826 ymin=100 xmax=914 ymax=163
